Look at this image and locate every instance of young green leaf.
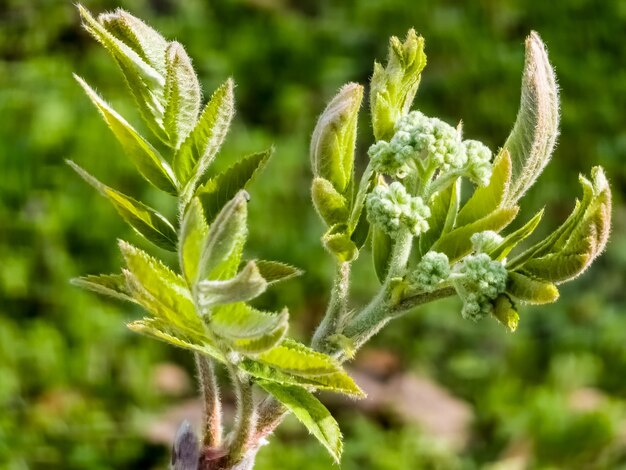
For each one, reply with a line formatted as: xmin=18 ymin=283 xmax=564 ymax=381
xmin=419 ymin=178 xmax=460 ymax=255
xmin=504 ymin=32 xmax=560 ymax=204
xmin=119 ymin=241 xmax=199 ymax=326
xmin=128 ymin=318 xmax=223 ymax=361
xmin=492 ymin=294 xmax=519 ymax=332
xmin=68 ymin=161 xmax=177 ymax=251
xmin=78 ymin=5 xmax=168 ymax=143
xmin=239 ymin=360 xmax=364 ymax=397
xmin=75 ymin=75 xmax=177 ymax=193
xmin=258 ymin=382 xmax=343 ymax=463
xmin=322 ymin=226 xmax=359 ymax=263
xmin=197 ymin=191 xmax=248 ymax=283
xmin=455 ymin=150 xmax=511 ymax=227
xmin=197 ymin=261 xmax=268 ymax=309
xmin=210 ymin=302 xmax=288 ymax=353
xmin=98 ymin=8 xmax=168 ymax=75
xmin=174 ymin=79 xmax=234 ymax=187
xmin=255 ymin=339 xmax=344 ymax=376
xmin=370 ymin=29 xmax=427 ymax=141
xmin=432 ymin=206 xmax=519 ymax=262
xmin=163 ymin=42 xmax=201 ymax=149
xmin=489 ymin=209 xmax=544 ymax=261
xmin=179 ymin=198 xmax=209 ymax=285
xmin=253 ymin=260 xmax=303 ymax=285
xmin=311 ymin=177 xmax=350 ymax=226
xmin=196 ymin=148 xmax=272 ymax=222
xmin=71 ymin=273 xmax=134 ymax=303
xmin=310 ymin=83 xmax=363 ymax=194
xmin=506 ymin=271 xmax=559 ymax=304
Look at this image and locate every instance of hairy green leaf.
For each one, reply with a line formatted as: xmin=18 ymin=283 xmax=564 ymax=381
xmin=179 ymin=198 xmax=209 ymax=285
xmin=197 ymin=191 xmax=248 ymax=283
xmin=174 ymin=79 xmax=234 ymax=188
xmin=492 ymin=294 xmax=519 ymax=332
xmin=197 ymin=261 xmax=267 ymax=309
xmin=258 ymin=382 xmax=343 ymax=463
xmin=311 ymin=177 xmax=350 ymax=226
xmin=163 ymin=42 xmax=201 ymax=149
xmin=98 ymin=8 xmax=168 ymax=74
xmin=68 ymin=161 xmax=177 ymax=251
xmin=240 ymin=360 xmax=364 ymax=397
xmin=506 ymin=271 xmax=559 ymax=304
xmin=310 ymin=83 xmax=363 ymax=194
xmin=75 ymin=75 xmax=177 ymax=193
xmin=253 ymin=260 xmax=303 ymax=285
xmin=71 ymin=273 xmax=134 ymax=303
xmin=490 ymin=209 xmax=544 ymax=261
xmin=322 ymin=226 xmax=359 ymax=263
xmin=256 ymin=339 xmax=343 ymax=376
xmin=196 ymin=148 xmax=272 ymax=223
xmin=504 ymin=32 xmax=560 ymax=204
xmin=78 ymin=5 xmax=168 ymax=143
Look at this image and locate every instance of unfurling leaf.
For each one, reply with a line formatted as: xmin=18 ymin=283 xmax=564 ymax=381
xmin=310 ymin=83 xmax=363 ymax=195
xmin=163 ymin=42 xmax=201 ymax=149
xmin=211 ymin=302 xmax=288 ymax=353
xmin=197 ymin=191 xmax=248 ymax=283
xmin=179 ymin=198 xmax=209 ymax=285
xmin=71 ymin=273 xmax=134 ymax=302
xmin=370 ymin=29 xmax=427 ymax=140
xmin=197 ymin=261 xmax=267 ymax=309
xmin=258 ymin=382 xmax=343 ymax=463
xmin=509 ymin=167 xmax=611 ymax=283
xmin=311 ymin=177 xmax=350 ymax=226
xmin=504 ymin=31 xmax=560 ymax=204
xmin=68 ymin=161 xmax=177 ymax=251
xmin=78 ymin=5 xmax=168 ymax=143
xmin=98 ymin=8 xmax=168 ymax=75
xmin=196 ymin=148 xmax=272 ymax=222
xmin=74 ymin=76 xmax=177 ymax=193
xmin=506 ymin=271 xmax=559 ymax=304
xmin=456 ymin=150 xmax=511 ymax=227
xmin=322 ymin=225 xmax=359 ymax=262
xmin=174 ymin=79 xmax=234 ymax=189
xmin=253 ymin=260 xmax=303 ymax=285
xmin=492 ymin=295 xmax=519 ymax=332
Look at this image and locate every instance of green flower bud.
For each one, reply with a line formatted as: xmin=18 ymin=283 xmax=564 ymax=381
xmin=311 ymin=83 xmax=364 ymax=194
xmin=463 ymin=139 xmax=493 ymax=186
xmin=366 ymin=182 xmax=430 ymax=238
xmin=409 ymin=251 xmax=450 ymax=291
xmin=471 ymin=230 xmax=504 ymax=253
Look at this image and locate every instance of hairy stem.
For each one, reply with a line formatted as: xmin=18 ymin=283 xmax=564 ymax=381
xmin=195 ymin=353 xmax=223 ymax=448
xmin=311 ymin=261 xmax=351 ymax=350
xmin=227 ymin=365 xmax=257 ymax=464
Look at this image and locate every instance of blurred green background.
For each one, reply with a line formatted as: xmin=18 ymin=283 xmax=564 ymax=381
xmin=1 ymin=0 xmax=625 ymax=468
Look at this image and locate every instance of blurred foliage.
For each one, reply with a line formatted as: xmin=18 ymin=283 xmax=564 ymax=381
xmin=1 ymin=0 xmax=625 ymax=468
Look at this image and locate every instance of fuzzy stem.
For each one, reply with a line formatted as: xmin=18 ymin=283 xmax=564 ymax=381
xmin=195 ymin=353 xmax=223 ymax=448
xmin=311 ymin=261 xmax=351 ymax=350
xmin=227 ymin=365 xmax=257 ymax=465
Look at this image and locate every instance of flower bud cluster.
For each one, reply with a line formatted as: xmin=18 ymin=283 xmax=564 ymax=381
xmin=368 ymin=111 xmax=494 ymax=186
xmin=366 ymin=182 xmax=430 ymax=237
xmin=471 ymin=230 xmax=504 ymax=253
xmin=453 ymin=253 xmax=507 ymax=321
xmin=409 ymin=251 xmax=450 ymax=291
